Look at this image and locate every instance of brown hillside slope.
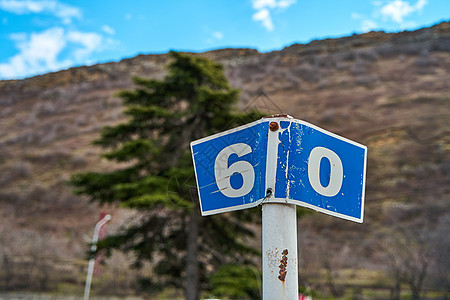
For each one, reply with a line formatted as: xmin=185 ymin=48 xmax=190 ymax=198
xmin=0 ymin=22 xmax=448 ymax=294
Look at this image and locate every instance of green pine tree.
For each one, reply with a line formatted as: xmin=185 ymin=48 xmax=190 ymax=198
xmin=70 ymin=51 xmax=262 ymax=299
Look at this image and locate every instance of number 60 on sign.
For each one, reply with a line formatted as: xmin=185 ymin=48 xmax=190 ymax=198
xmin=191 ymin=118 xmax=367 ymax=223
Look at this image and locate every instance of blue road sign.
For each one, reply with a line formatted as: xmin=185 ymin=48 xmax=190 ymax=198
xmin=191 ymin=117 xmax=367 ymax=222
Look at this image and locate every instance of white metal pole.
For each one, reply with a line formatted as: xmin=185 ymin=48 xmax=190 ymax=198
xmin=262 ymin=116 xmax=298 ymax=300
xmin=83 ymin=214 xmax=111 ymax=300
xmin=262 ymin=203 xmax=298 ymax=299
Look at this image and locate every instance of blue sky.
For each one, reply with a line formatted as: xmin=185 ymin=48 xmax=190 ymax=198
xmin=0 ymin=0 xmax=448 ymax=80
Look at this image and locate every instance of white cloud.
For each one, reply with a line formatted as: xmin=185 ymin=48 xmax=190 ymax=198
xmin=252 ymin=8 xmax=274 ymax=31
xmin=10 ymin=32 xmax=27 ymax=43
xmin=352 ymin=0 xmax=426 ymax=33
xmin=0 ymin=0 xmax=47 ymax=13
xmin=415 ymin=0 xmax=427 ymax=10
xmin=102 ymin=25 xmax=115 ymax=35
xmin=0 ymin=0 xmax=81 ymax=24
xmin=362 ymin=19 xmax=378 ymax=32
xmin=380 ymin=0 xmax=427 ymax=23
xmin=67 ymin=31 xmax=102 ymax=61
xmin=212 ymin=31 xmax=223 ymax=40
xmin=277 ymin=0 xmax=296 ymax=8
xmin=205 ymin=28 xmax=224 ymax=44
xmin=252 ymin=0 xmax=295 ymax=10
xmin=0 ymin=1 xmax=116 ymax=79
xmin=252 ymin=0 xmax=276 ymax=10
xmin=0 ymin=27 xmax=104 ymax=79
xmin=352 ymin=12 xmax=378 ymax=32
xmin=251 ymin=0 xmax=296 ymax=31
xmin=0 ymin=27 xmax=68 ymax=78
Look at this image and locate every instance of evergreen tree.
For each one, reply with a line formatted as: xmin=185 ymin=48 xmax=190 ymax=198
xmin=70 ymin=51 xmax=262 ymax=299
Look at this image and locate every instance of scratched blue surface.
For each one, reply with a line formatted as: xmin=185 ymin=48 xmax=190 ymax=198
xmin=274 ymin=121 xmax=366 ymax=220
xmin=191 ymin=122 xmax=268 ymax=214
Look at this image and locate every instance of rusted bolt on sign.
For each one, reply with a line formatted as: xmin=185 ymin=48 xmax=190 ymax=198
xmin=278 ymin=249 xmax=288 ymax=282
xmin=269 ymin=122 xmax=279 ymax=131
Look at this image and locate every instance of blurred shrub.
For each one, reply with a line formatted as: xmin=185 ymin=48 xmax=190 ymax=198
xmin=208 ymin=264 xmax=261 ymax=300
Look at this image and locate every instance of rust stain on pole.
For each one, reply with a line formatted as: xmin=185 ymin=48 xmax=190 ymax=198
xmin=278 ymin=249 xmax=288 ymax=282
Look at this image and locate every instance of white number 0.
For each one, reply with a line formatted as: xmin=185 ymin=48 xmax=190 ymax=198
xmin=214 ymin=143 xmax=255 ymax=198
xmin=308 ymin=146 xmax=343 ymax=197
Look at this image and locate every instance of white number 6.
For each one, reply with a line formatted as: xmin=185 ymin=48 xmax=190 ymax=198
xmin=214 ymin=143 xmax=255 ymax=198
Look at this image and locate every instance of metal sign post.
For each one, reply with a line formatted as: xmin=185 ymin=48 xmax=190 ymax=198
xmin=262 ymin=202 xmax=298 ymax=299
xmin=83 ymin=214 xmax=111 ymax=300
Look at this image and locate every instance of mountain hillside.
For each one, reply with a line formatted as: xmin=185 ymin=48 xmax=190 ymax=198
xmin=0 ymin=22 xmax=449 ymax=297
